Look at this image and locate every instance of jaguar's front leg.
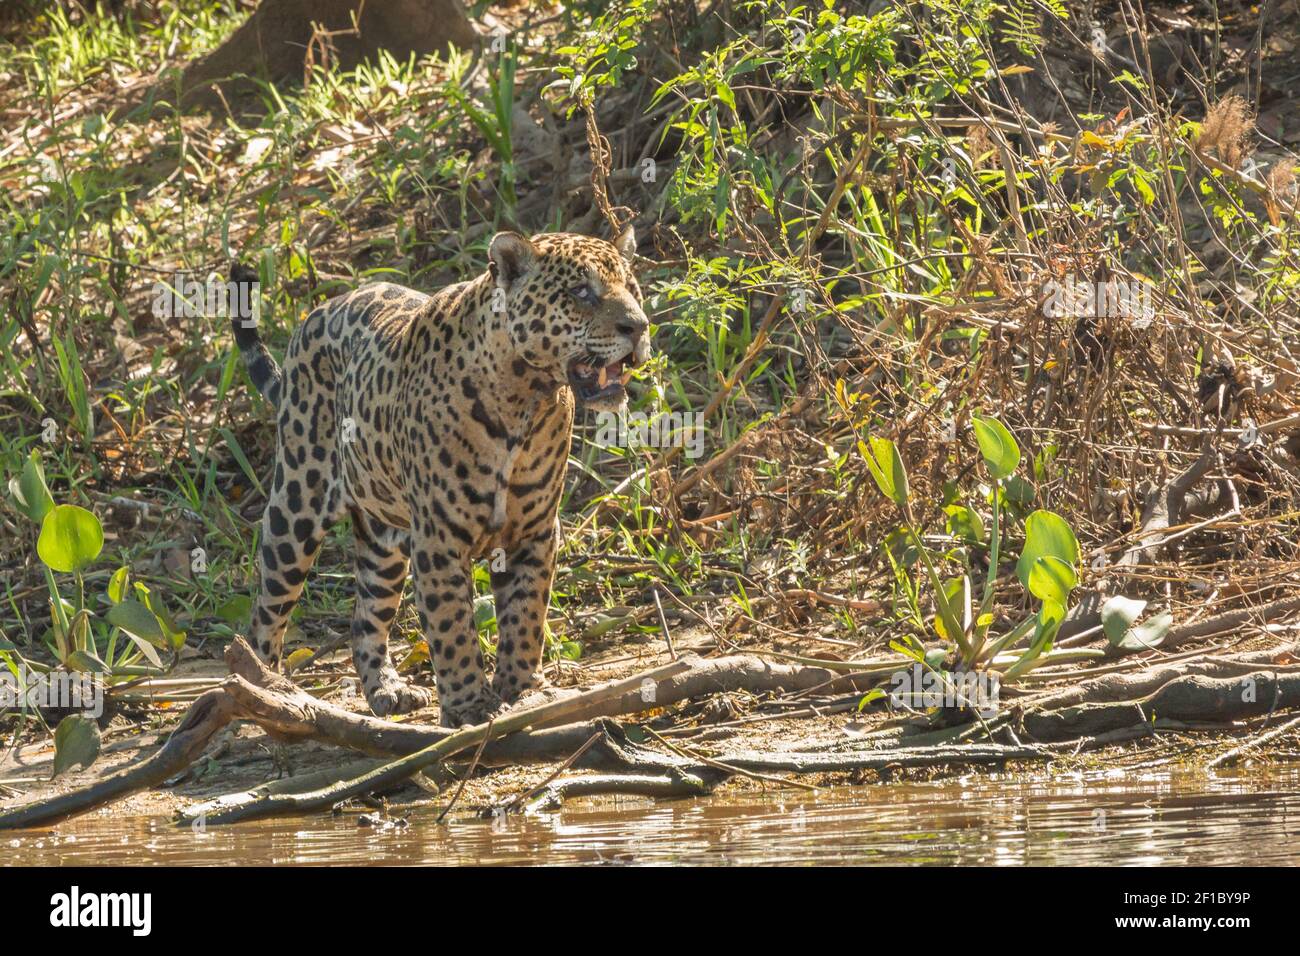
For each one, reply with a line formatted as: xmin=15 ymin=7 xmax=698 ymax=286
xmin=409 ymin=526 xmax=501 ymax=727
xmin=490 ymin=520 xmax=559 ymax=702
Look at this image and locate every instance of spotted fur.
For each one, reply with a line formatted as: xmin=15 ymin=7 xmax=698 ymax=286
xmin=232 ymin=229 xmax=648 ymax=726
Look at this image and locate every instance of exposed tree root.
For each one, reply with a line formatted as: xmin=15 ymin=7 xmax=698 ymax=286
xmin=1020 ymin=670 xmax=1300 ymax=741
xmin=1029 ymin=645 xmax=1298 ymax=710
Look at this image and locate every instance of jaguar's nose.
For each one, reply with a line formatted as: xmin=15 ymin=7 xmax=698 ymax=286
xmin=616 ymin=315 xmax=648 ymax=339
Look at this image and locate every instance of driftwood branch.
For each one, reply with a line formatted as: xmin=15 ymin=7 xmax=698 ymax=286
xmin=506 ymin=770 xmax=717 ymax=814
xmin=0 ymin=689 xmax=237 ymax=830
xmin=1207 ymin=713 xmax=1300 ymax=769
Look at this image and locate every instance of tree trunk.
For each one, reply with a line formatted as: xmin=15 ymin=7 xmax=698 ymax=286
xmin=180 ymin=0 xmax=480 ymax=105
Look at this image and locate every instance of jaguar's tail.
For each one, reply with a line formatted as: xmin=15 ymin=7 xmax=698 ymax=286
xmin=229 ymin=262 xmax=281 ymax=408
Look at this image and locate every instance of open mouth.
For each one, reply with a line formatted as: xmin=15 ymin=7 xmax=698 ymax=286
xmin=567 ymin=352 xmax=634 ymax=404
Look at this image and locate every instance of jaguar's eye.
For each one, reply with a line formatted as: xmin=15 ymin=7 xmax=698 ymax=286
xmin=570 ymin=285 xmax=597 ymax=304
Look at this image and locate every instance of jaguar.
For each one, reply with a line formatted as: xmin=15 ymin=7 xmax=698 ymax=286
xmin=231 ymin=227 xmax=648 ymax=726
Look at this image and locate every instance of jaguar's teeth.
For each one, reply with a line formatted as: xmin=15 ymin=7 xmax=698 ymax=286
xmin=620 ymin=369 xmax=633 ymax=386
xmin=597 ymin=365 xmax=608 ymax=388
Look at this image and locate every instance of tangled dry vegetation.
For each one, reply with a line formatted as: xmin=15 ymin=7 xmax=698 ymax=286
xmin=3 ymin=0 xmax=1300 ymax=825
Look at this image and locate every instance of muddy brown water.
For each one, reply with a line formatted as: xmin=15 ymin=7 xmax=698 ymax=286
xmin=5 ymin=765 xmax=1299 ymax=865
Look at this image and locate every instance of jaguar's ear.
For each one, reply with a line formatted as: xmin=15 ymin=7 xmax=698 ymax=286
xmin=613 ymin=224 xmax=637 ymax=262
xmin=489 ymin=231 xmax=538 ymax=286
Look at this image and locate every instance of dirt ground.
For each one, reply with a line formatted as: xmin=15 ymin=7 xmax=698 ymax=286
xmin=5 ymin=623 xmax=1293 ymax=827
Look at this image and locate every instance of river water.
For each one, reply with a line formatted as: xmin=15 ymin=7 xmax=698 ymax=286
xmin=5 ymin=765 xmax=1298 ymax=865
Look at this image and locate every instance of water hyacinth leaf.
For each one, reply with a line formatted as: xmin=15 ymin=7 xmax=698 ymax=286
xmin=944 ymin=504 xmax=985 ymax=543
xmin=931 ymin=575 xmax=970 ymax=648
xmin=1002 ymin=600 xmax=1066 ymax=682
xmin=121 ymin=632 xmax=163 ymax=668
xmin=66 ymin=648 xmax=110 ymax=673
xmin=37 ymin=505 xmax=104 ymax=573
xmin=1002 ymin=475 xmax=1036 ymax=509
xmin=106 ymin=599 xmax=167 ymax=647
xmin=132 ymin=583 xmax=186 ymax=650
xmin=1101 ymin=595 xmax=1148 ymax=643
xmin=69 ymin=608 xmax=93 ymax=653
xmin=473 ymin=593 xmax=497 ymax=632
xmin=859 ymin=436 xmax=909 ymax=508
xmin=923 ymin=647 xmax=949 ymax=670
xmin=972 ymin=415 xmax=1020 ymax=480
xmin=1028 ymin=554 xmax=1077 ymax=605
xmin=146 ymin=592 xmax=187 ymax=650
xmin=889 ymin=639 xmax=926 ymax=664
xmin=1016 ymin=510 xmax=1080 ymax=587
xmin=107 ymin=566 xmax=130 ymax=604
xmin=1033 ymin=598 xmax=1066 ymax=652
xmin=9 ymin=452 xmax=54 ymax=522
xmin=52 ymin=714 xmax=101 ymax=779
xmin=1111 ymin=611 xmax=1173 ymax=652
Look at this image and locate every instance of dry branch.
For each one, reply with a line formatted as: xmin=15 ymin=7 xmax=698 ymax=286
xmin=0 ymin=639 xmax=878 ymax=828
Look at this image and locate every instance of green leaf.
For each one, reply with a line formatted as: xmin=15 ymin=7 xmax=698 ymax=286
xmin=8 ymin=451 xmax=54 ymax=522
xmin=859 ymin=436 xmax=909 ymax=508
xmin=1027 ymin=555 xmax=1077 ymax=605
xmin=1032 ymin=599 xmax=1066 ymax=652
xmin=139 ymin=588 xmax=186 ymax=650
xmin=972 ymin=415 xmax=1021 ymax=480
xmin=106 ymin=599 xmax=167 ymax=647
xmin=66 ymin=648 xmax=110 ymax=673
xmin=932 ymin=575 xmax=972 ymax=640
xmin=923 ymin=647 xmax=949 ymax=670
xmin=37 ymin=505 xmax=104 ymax=573
xmin=1101 ymin=595 xmax=1148 ymax=643
xmin=1016 ymin=510 xmax=1080 ymax=587
xmin=944 ymin=504 xmax=985 ymax=543
xmin=1002 ymin=600 xmax=1065 ymax=681
xmin=52 ymin=714 xmax=101 ymax=778
xmin=216 ymin=427 xmax=267 ymax=499
xmin=857 ymin=688 xmax=886 ymax=711
xmin=107 ymin=566 xmax=130 ymax=604
xmin=1109 ymin=609 xmax=1172 ymax=652
xmin=889 ymin=639 xmax=926 ymax=664
xmin=121 ymin=632 xmax=163 ymax=669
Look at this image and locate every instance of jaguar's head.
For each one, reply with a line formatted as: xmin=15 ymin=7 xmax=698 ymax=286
xmin=490 ymin=227 xmax=650 ymax=412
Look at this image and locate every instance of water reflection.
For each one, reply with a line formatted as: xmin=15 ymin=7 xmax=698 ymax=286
xmin=5 ymin=766 xmax=1298 ymax=865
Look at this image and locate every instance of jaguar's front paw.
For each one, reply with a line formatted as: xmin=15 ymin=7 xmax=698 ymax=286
xmin=492 ymin=667 xmax=548 ymax=703
xmin=366 ymin=670 xmax=434 ymax=717
xmin=438 ymin=686 xmax=505 ymax=728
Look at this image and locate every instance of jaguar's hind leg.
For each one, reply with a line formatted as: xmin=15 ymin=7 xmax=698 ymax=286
xmin=350 ymin=510 xmax=432 ymax=716
xmin=247 ymin=453 xmax=338 ymax=670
